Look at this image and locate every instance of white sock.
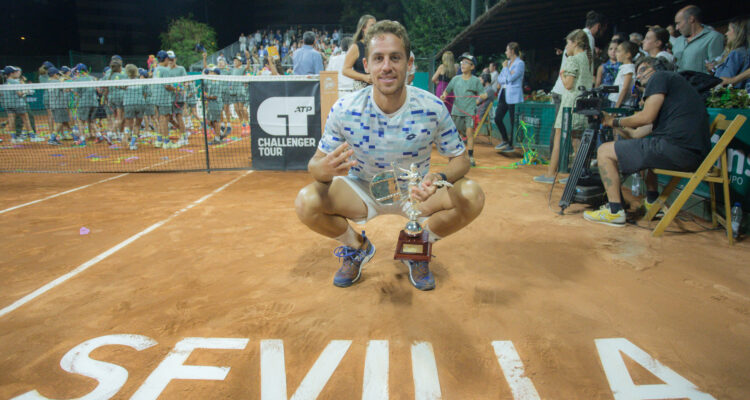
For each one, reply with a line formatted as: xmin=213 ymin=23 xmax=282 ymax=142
xmin=424 ymin=225 xmax=442 ymax=243
xmin=334 ymin=225 xmax=362 ymax=248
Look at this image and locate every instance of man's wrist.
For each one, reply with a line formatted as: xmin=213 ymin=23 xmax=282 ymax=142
xmin=613 ymin=117 xmax=621 ymax=128
xmin=435 ymin=172 xmax=448 ymax=182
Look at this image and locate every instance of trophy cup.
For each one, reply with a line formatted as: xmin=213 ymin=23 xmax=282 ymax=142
xmin=369 ymin=163 xmax=452 ymax=262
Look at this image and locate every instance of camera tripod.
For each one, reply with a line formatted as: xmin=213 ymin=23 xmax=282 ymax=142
xmin=558 ymin=113 xmax=609 ymax=214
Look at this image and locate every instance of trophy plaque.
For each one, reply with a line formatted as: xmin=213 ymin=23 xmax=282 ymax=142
xmin=369 ymin=163 xmax=452 ymax=262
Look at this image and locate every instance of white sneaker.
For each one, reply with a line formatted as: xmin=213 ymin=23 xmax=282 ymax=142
xmin=154 ymin=140 xmax=162 ymax=148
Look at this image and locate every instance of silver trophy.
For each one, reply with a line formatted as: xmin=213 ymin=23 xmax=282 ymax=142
xmin=369 ymin=163 xmax=452 ymax=260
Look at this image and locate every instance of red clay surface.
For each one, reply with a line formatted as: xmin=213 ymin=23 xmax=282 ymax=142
xmin=1 ymin=142 xmax=749 ymax=399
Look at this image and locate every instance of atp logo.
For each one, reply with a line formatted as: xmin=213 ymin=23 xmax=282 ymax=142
xmin=257 ymin=96 xmax=315 ymax=136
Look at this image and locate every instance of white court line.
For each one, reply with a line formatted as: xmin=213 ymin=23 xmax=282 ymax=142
xmin=0 ymin=170 xmax=253 ymax=319
xmin=0 ymin=173 xmax=129 ymax=215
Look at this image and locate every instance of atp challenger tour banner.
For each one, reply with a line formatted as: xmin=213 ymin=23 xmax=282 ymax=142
xmin=250 ymin=80 xmax=321 ymax=170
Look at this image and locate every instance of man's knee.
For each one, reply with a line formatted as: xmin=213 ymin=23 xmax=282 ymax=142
xmin=597 ymin=142 xmax=617 ymax=161
xmin=294 ymin=182 xmax=326 ymax=221
xmin=453 ymin=178 xmax=485 ymax=219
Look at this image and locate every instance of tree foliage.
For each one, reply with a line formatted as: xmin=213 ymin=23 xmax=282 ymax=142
xmin=401 ymin=0 xmax=471 ymax=58
xmin=338 ymin=0 xmax=471 ymax=61
xmin=160 ymin=15 xmax=218 ymax=68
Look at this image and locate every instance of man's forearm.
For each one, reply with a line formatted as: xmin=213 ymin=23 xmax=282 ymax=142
xmin=438 ymin=154 xmax=471 ymax=183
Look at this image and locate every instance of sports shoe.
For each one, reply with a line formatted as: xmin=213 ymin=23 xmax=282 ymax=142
xmin=332 ymin=233 xmax=376 ymax=288
xmin=47 ymin=138 xmax=62 ymax=145
xmin=583 ymin=204 xmax=626 ymax=227
xmin=129 ymin=144 xmax=138 ymax=150
xmin=74 ymin=139 xmax=86 ymax=146
xmin=153 ymin=140 xmax=163 ymax=148
xmin=533 ymin=175 xmax=555 ymax=184
xmin=494 ymin=141 xmax=509 ymax=151
xmin=643 ymin=198 xmax=666 ymax=218
xmin=469 ymin=156 xmax=476 ymax=167
xmin=28 ymin=132 xmax=45 ymax=142
xmin=401 ymin=259 xmax=436 ymax=291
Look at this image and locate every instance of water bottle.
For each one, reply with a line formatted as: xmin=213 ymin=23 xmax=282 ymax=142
xmin=630 ymin=173 xmax=643 ymax=197
xmin=731 ymin=202 xmax=742 ymax=239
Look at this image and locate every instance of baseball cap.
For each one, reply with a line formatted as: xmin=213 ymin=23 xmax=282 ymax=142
xmin=111 ymin=55 xmax=123 ymax=61
xmin=458 ymin=52 xmax=477 ymax=66
xmin=233 ymin=55 xmax=242 ymax=61
xmin=156 ymin=50 xmax=168 ymax=61
xmin=42 ymin=61 xmax=55 ymax=70
xmin=3 ymin=66 xmax=20 ymax=75
xmin=212 ymin=67 xmax=221 ymax=74
xmin=60 ymin=66 xmax=71 ymax=73
xmin=166 ymin=50 xmax=176 ymax=59
xmin=47 ymin=67 xmax=60 ymax=76
xmin=138 ymin=68 xmax=148 ymax=77
xmin=75 ymin=63 xmax=88 ymax=73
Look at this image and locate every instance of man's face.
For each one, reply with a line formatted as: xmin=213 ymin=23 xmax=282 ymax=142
xmin=460 ymin=59 xmax=474 ymax=74
xmin=675 ymin=12 xmax=691 ymax=37
xmin=364 ymin=33 xmax=411 ymax=96
xmin=636 ymin=64 xmax=655 ymax=86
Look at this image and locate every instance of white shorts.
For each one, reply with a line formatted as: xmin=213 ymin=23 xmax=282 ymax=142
xmin=336 ymin=175 xmax=421 ymax=225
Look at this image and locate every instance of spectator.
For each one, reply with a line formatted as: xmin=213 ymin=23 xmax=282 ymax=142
xmin=476 ymin=73 xmax=496 ymax=138
xmin=666 ymin=25 xmax=680 ymax=49
xmin=535 ymin=29 xmax=594 ymax=184
xmin=608 ymin=41 xmax=637 ymax=108
xmin=587 ymin=56 xmax=711 ymax=226
xmin=432 ymin=51 xmax=456 ymax=113
xmin=551 ymin=11 xmax=604 ymax=145
xmin=711 ymin=19 xmax=749 ymax=89
xmin=642 ymin=25 xmax=675 ymax=63
xmin=494 ymin=42 xmax=525 ymax=153
xmin=672 ymin=5 xmax=724 ymax=73
xmin=293 ymin=31 xmax=324 ymax=75
xmin=596 ymin=41 xmax=621 ymax=87
xmin=629 ymin=32 xmax=648 ymax=60
xmin=343 ymin=14 xmax=377 ymax=90
xmin=488 ymin=61 xmax=499 ymax=88
xmin=441 ymin=52 xmax=483 ymax=167
xmin=239 ymin=33 xmax=247 ymax=53
xmin=326 ymin=36 xmax=354 ymax=96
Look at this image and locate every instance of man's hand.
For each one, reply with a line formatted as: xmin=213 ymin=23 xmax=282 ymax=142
xmin=720 ymin=76 xmax=733 ymax=86
xmin=601 ymin=111 xmax=615 ymax=127
xmin=410 ymin=173 xmax=442 ymax=202
xmin=502 ymin=60 xmax=508 ymax=68
xmin=316 ymin=143 xmax=356 ymax=182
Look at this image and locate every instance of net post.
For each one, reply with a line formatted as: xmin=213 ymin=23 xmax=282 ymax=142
xmin=200 ymin=78 xmax=211 ymax=173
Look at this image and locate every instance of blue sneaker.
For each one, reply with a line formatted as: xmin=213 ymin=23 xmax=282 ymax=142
xmin=332 ymin=232 xmax=375 ymax=288
xmin=48 ymin=138 xmax=62 ymax=145
xmin=402 ymin=259 xmax=436 ymax=291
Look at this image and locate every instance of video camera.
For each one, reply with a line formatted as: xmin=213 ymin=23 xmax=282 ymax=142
xmin=574 ymin=85 xmax=618 ymax=117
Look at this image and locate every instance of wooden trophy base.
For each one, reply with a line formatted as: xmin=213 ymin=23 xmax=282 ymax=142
xmin=394 ymin=230 xmax=432 ymax=262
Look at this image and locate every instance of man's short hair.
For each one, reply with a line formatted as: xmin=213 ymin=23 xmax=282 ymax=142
xmin=682 ymin=5 xmax=702 ymax=23
xmin=341 ymin=36 xmax=353 ymax=52
xmin=303 ymin=31 xmax=316 ymax=45
xmin=629 ymin=32 xmax=643 ymax=43
xmin=364 ymin=20 xmax=411 ymax=59
xmin=636 ymin=56 xmax=675 ymax=72
xmin=585 ymin=10 xmax=605 ymax=28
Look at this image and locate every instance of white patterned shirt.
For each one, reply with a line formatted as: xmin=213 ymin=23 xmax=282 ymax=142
xmin=319 ymin=85 xmax=465 ymax=182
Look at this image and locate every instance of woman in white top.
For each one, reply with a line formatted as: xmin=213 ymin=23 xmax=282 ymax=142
xmin=642 ymin=25 xmax=675 ymax=64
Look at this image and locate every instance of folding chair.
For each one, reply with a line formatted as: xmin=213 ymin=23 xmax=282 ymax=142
xmin=474 ymin=105 xmax=494 ymax=145
xmin=643 ymin=113 xmax=747 ymax=244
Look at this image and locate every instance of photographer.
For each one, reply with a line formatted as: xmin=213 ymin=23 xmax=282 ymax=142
xmin=583 ymin=57 xmax=710 ymax=227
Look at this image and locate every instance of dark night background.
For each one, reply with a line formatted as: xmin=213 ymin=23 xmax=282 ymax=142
xmin=2 ymin=0 xmax=343 ymax=57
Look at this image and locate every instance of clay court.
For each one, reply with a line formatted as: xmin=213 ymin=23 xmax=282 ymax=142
xmin=1 ymin=143 xmax=749 ymax=399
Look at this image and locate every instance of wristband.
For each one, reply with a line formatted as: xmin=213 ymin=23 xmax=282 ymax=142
xmin=436 ymin=172 xmax=447 ymax=182
xmin=613 ymin=118 xmax=621 ymax=128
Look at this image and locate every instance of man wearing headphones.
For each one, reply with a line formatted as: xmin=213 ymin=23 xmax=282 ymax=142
xmin=583 ymin=56 xmax=711 ymax=227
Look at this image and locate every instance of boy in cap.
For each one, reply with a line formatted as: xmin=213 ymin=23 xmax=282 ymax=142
xmin=151 ymin=50 xmax=173 ymax=148
xmin=72 ymin=64 xmax=100 ymax=145
xmin=204 ymin=67 xmax=225 ymax=143
xmin=441 ymin=52 xmax=482 ymax=166
xmin=164 ymin=50 xmax=189 ymax=147
xmin=46 ymin=67 xmax=70 ymax=145
xmin=3 ymin=66 xmax=37 ymax=143
xmin=103 ymin=57 xmax=127 ymax=143
xmin=139 ymin=68 xmax=157 ymax=137
xmin=122 ymin=64 xmax=146 ymax=150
